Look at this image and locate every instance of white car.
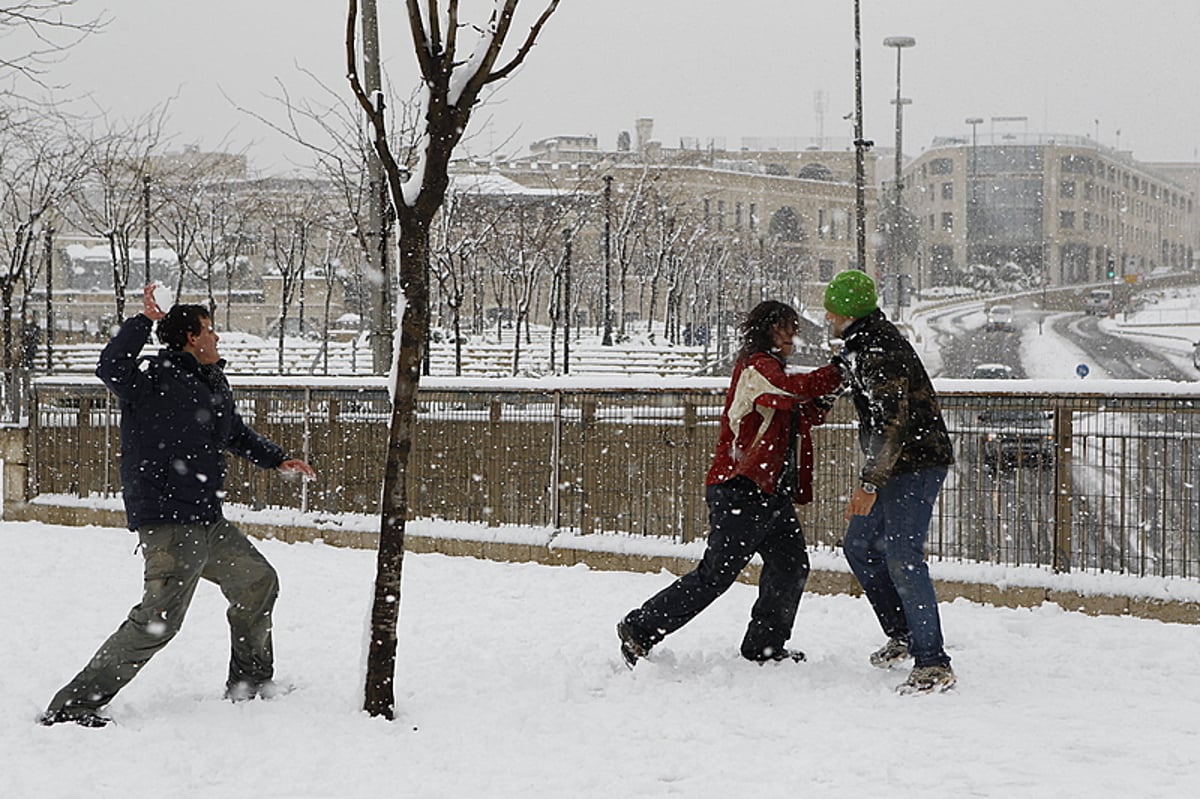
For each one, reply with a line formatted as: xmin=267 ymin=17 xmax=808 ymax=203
xmin=985 ymin=304 xmax=1014 ymax=332
xmin=972 ymin=363 xmax=1014 ymax=380
xmin=1084 ymin=289 xmax=1114 ymax=316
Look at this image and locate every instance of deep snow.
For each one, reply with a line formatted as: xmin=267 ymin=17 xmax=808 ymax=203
xmin=4 ymin=520 xmax=1198 ymax=799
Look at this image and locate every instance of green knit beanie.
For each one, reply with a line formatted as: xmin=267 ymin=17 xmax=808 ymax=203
xmin=823 ymin=270 xmax=878 ymax=318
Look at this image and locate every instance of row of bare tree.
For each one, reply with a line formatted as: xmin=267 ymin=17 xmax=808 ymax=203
xmin=0 ymin=104 xmax=371 ymax=372
xmin=425 ymin=166 xmax=816 ymax=375
xmin=1 ymin=100 xmax=817 ymax=378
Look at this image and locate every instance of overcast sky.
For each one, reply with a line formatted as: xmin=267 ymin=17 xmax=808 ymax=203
xmin=38 ymin=1 xmax=1200 ymax=173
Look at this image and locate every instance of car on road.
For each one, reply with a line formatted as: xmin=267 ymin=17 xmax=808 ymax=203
xmin=978 ymin=408 xmax=1055 ymax=471
xmin=1084 ymin=289 xmax=1115 ymax=316
xmin=985 ymin=304 xmax=1014 ymax=332
xmin=971 ymin=363 xmax=1014 ymax=380
xmin=1193 ymin=341 xmax=1200 ymax=372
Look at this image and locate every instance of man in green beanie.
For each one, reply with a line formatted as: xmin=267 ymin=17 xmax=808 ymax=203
xmin=823 ymin=270 xmax=957 ymax=695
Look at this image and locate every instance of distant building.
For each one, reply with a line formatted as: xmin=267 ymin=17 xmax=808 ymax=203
xmin=482 ymin=117 xmax=881 ymax=296
xmin=903 ymin=132 xmax=1198 ymax=291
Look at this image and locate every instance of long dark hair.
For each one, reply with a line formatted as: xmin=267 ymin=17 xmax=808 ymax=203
xmin=737 ymin=300 xmax=798 ymax=360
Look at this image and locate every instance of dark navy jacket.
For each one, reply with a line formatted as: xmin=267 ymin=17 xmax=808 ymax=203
xmin=96 ymin=314 xmax=287 ymax=530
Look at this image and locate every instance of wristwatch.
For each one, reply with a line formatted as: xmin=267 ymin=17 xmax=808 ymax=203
xmin=861 ymin=482 xmax=878 ymax=495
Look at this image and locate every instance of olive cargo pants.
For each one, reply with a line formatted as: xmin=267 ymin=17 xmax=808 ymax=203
xmin=46 ymin=519 xmax=279 ymax=715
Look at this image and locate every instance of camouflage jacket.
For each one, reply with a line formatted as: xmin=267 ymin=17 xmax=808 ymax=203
xmin=837 ymin=309 xmax=954 ymax=486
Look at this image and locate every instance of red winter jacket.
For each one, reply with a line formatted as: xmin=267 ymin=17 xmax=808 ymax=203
xmin=705 ymin=353 xmax=843 ymax=501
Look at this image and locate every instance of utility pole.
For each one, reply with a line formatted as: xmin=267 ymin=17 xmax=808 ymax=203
xmin=143 ymin=174 xmax=152 ymax=285
xmin=852 ymin=0 xmax=872 ymax=273
xmin=361 ymin=0 xmax=392 ymax=374
xmin=562 ymin=228 xmax=572 ymax=374
xmin=884 ymin=36 xmax=915 ymax=316
xmin=602 ymin=175 xmax=613 ymax=346
xmin=44 ymin=227 xmax=54 ymax=371
xmin=965 ymin=117 xmax=983 ymax=272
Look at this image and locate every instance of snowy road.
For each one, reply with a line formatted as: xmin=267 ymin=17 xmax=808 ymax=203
xmin=1052 ymin=314 xmax=1192 ymax=380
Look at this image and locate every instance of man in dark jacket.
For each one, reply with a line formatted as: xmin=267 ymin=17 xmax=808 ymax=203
xmin=617 ymin=301 xmax=842 ymax=667
xmin=40 ymin=285 xmax=316 ymax=727
xmin=823 ymin=270 xmax=957 ymax=695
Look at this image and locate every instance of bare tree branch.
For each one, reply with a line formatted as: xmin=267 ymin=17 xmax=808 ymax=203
xmin=483 ymin=0 xmax=559 ymax=85
xmin=0 ymin=1 xmax=107 ymax=92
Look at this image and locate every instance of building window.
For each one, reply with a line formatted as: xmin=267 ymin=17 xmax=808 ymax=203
xmin=818 ymin=259 xmax=835 ymax=281
xmin=735 ymin=202 xmax=744 ymax=229
xmin=1083 ymin=211 xmax=1092 ymax=231
xmin=717 ymin=200 xmax=726 ymax=229
xmin=941 ymin=212 xmax=953 ymax=231
xmin=941 ymin=182 xmax=954 ymax=201
xmin=930 ymin=244 xmax=956 ymax=286
xmin=1060 ymin=180 xmax=1076 ymax=199
xmin=749 ymin=203 xmax=758 ymax=231
xmin=930 ymin=157 xmax=954 ymax=175
xmin=818 ymin=208 xmax=826 ymax=238
xmin=1061 ymin=154 xmax=1094 ymax=174
xmin=1060 ymin=210 xmax=1076 ymax=229
xmin=703 ymin=198 xmax=710 ymax=221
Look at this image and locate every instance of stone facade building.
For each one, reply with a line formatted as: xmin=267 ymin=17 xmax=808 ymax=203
xmin=481 ymin=119 xmax=881 ymax=323
xmin=903 ymin=132 xmax=1198 ymax=291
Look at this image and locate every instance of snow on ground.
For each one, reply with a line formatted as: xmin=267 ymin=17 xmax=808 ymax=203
xmin=4 ymin=520 xmax=1198 ymax=799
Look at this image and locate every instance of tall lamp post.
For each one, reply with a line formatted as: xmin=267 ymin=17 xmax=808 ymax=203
xmin=884 ymin=35 xmax=915 ymax=312
xmin=602 ymin=174 xmax=613 ymax=346
xmin=851 ymin=0 xmax=872 ymax=272
xmin=965 ymin=116 xmax=983 ymax=271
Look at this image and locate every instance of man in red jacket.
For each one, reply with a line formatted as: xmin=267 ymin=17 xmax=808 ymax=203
xmin=617 ymin=301 xmax=842 ymax=666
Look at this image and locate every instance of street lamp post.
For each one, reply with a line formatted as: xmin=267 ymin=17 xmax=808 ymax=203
xmin=602 ymin=174 xmax=613 ymax=347
xmin=965 ymin=116 xmax=983 ymax=270
xmin=884 ymin=36 xmax=915 ymax=314
xmin=851 ymin=0 xmax=872 ymax=272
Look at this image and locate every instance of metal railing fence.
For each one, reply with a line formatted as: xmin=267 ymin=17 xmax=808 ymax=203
xmin=28 ymin=379 xmax=1200 ymax=580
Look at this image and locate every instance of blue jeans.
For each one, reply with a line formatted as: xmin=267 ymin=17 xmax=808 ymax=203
xmin=843 ymin=467 xmax=950 ymax=668
xmin=623 ymin=476 xmax=810 ymax=660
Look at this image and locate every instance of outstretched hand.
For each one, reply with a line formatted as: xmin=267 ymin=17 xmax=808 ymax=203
xmin=142 ymin=284 xmax=166 ymax=321
xmin=279 ymin=459 xmax=317 ymax=480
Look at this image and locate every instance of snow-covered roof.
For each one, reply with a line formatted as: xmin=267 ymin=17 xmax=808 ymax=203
xmin=449 ymin=173 xmax=561 ymax=197
xmin=64 ymin=243 xmax=178 ymax=262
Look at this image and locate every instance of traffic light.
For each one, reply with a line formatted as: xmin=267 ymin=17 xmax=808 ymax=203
xmin=1106 ymin=257 xmax=1116 ymax=280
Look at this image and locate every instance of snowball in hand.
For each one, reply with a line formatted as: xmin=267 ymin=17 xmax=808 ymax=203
xmin=152 ymin=283 xmax=173 ymax=312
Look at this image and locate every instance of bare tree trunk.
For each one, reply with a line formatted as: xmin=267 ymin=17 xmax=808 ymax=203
xmin=347 ymin=0 xmax=561 ymax=721
xmin=365 ymin=214 xmax=429 ymax=719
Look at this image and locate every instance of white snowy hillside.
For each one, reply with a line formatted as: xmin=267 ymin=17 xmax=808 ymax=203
xmin=5 ymin=520 xmax=1198 ymax=798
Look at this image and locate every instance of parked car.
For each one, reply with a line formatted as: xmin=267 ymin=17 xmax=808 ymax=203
xmin=985 ymin=304 xmax=1014 ymax=332
xmin=971 ymin=363 xmax=1014 ymax=380
xmin=1084 ymin=289 xmax=1114 ymax=316
xmin=978 ymin=408 xmax=1055 ymax=471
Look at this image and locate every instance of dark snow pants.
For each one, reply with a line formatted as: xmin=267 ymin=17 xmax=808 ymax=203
xmin=622 ymin=475 xmax=810 ymax=660
xmin=46 ymin=519 xmax=278 ymax=715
